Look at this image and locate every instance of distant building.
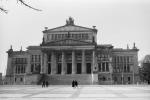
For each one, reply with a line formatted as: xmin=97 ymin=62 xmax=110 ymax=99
xmin=5 ymin=17 xmax=139 ymax=85
xmin=0 ymin=73 xmax=2 ymax=85
xmin=139 ymin=55 xmax=150 ymax=84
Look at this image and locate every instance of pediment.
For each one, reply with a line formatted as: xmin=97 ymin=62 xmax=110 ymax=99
xmin=42 ymin=39 xmax=94 ymax=46
xmin=43 ymin=25 xmax=94 ymax=33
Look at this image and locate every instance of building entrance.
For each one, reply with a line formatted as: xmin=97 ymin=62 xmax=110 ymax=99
xmin=57 ymin=63 xmax=61 ymax=74
xmin=67 ymin=63 xmax=72 ymax=74
xmin=77 ymin=63 xmax=81 ymax=74
xmin=86 ymin=63 xmax=91 ymax=74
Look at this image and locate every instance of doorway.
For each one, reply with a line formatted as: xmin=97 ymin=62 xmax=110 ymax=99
xmin=86 ymin=63 xmax=91 ymax=74
xmin=67 ymin=63 xmax=72 ymax=74
xmin=77 ymin=63 xmax=81 ymax=74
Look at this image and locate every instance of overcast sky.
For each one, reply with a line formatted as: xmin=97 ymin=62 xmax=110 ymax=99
xmin=0 ymin=0 xmax=150 ymax=75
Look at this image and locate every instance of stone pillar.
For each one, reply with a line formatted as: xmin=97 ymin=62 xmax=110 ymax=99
xmin=105 ymin=62 xmax=106 ymax=72
xmin=126 ymin=56 xmax=128 ymax=72
xmin=40 ymin=53 xmax=44 ymax=74
xmin=72 ymin=51 xmax=76 ymax=74
xmin=61 ymin=51 xmax=65 ymax=74
xmin=26 ymin=54 xmax=31 ymax=74
xmin=92 ymin=50 xmax=95 ymax=72
xmin=82 ymin=50 xmax=86 ymax=74
xmin=43 ymin=53 xmax=47 ymax=74
xmin=51 ymin=51 xmax=56 ymax=74
xmin=101 ymin=63 xmax=102 ymax=72
xmin=109 ymin=62 xmax=112 ymax=73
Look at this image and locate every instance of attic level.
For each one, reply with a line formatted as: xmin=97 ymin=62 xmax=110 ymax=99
xmin=42 ymin=17 xmax=98 ymax=44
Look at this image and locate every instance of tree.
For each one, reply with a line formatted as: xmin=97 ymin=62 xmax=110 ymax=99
xmin=140 ymin=63 xmax=150 ymax=84
xmin=0 ymin=0 xmax=41 ymax=13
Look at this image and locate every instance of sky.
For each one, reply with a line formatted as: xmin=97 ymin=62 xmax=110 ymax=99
xmin=0 ymin=0 xmax=150 ymax=75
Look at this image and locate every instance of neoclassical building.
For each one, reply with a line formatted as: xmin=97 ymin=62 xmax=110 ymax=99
xmin=5 ymin=17 xmax=139 ymax=85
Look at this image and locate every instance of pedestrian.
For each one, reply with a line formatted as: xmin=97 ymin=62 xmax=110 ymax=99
xmin=74 ymin=80 xmax=78 ymax=88
xmin=76 ymin=80 xmax=78 ymax=87
xmin=72 ymin=80 xmax=75 ymax=88
xmin=42 ymin=81 xmax=45 ymax=88
xmin=46 ymin=81 xmax=49 ymax=87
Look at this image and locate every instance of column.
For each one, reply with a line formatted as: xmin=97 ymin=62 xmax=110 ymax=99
xmin=51 ymin=51 xmax=56 ymax=74
xmin=101 ymin=63 xmax=102 ymax=72
xmin=92 ymin=50 xmax=95 ymax=72
xmin=26 ymin=55 xmax=31 ymax=74
xmin=72 ymin=51 xmax=76 ymax=74
xmin=109 ymin=62 xmax=112 ymax=73
xmin=40 ymin=53 xmax=44 ymax=74
xmin=105 ymin=62 xmax=106 ymax=72
xmin=61 ymin=51 xmax=65 ymax=74
xmin=82 ymin=50 xmax=86 ymax=74
xmin=43 ymin=53 xmax=47 ymax=73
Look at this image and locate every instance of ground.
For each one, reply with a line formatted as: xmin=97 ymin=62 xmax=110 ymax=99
xmin=0 ymin=85 xmax=150 ymax=100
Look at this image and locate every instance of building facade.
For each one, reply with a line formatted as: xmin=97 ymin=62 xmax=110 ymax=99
xmin=0 ymin=73 xmax=2 ymax=85
xmin=5 ymin=17 xmax=139 ymax=85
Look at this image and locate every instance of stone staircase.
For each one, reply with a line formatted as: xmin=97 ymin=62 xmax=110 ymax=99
xmin=42 ymin=74 xmax=94 ymax=85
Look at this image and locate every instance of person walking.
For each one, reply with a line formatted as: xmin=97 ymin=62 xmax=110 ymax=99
xmin=46 ymin=81 xmax=49 ymax=87
xmin=72 ymin=80 xmax=75 ymax=88
xmin=42 ymin=81 xmax=45 ymax=88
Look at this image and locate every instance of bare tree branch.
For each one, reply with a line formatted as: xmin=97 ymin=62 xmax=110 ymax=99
xmin=18 ymin=0 xmax=42 ymax=11
xmin=0 ymin=0 xmax=42 ymax=13
xmin=0 ymin=7 xmax=8 ymax=13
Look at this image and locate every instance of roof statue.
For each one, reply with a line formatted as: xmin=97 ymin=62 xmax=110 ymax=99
xmin=66 ymin=17 xmax=74 ymax=25
xmin=127 ymin=44 xmax=129 ymax=49
xmin=133 ymin=42 xmax=137 ymax=49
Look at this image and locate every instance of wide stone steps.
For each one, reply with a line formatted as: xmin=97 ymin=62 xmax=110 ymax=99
xmin=43 ymin=74 xmax=93 ymax=85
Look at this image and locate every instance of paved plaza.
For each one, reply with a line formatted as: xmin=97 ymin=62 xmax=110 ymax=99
xmin=0 ymin=85 xmax=150 ymax=100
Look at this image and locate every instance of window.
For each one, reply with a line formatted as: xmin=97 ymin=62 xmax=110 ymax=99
xmin=15 ymin=66 xmax=18 ymax=74
xmin=57 ymin=63 xmax=61 ymax=74
xmin=86 ymin=63 xmax=91 ymax=74
xmin=77 ymin=63 xmax=81 ymax=74
xmin=102 ymin=63 xmax=105 ymax=72
xmin=31 ymin=64 xmax=34 ymax=72
xmin=124 ymin=66 xmax=126 ymax=72
xmin=20 ymin=77 xmax=23 ymax=82
xmin=67 ymin=63 xmax=72 ymax=74
xmin=21 ymin=65 xmax=24 ymax=73
xmin=15 ymin=78 xmax=17 ymax=82
xmin=127 ymin=65 xmax=130 ymax=72
xmin=106 ymin=63 xmax=109 ymax=71
xmin=114 ymin=77 xmax=117 ymax=82
xmin=52 ymin=34 xmax=54 ymax=40
xmin=48 ymin=54 xmax=51 ymax=62
xmin=128 ymin=77 xmax=130 ymax=81
xmin=18 ymin=66 xmax=20 ymax=74
xmin=48 ymin=63 xmax=51 ymax=74
xmin=98 ymin=63 xmax=101 ymax=72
